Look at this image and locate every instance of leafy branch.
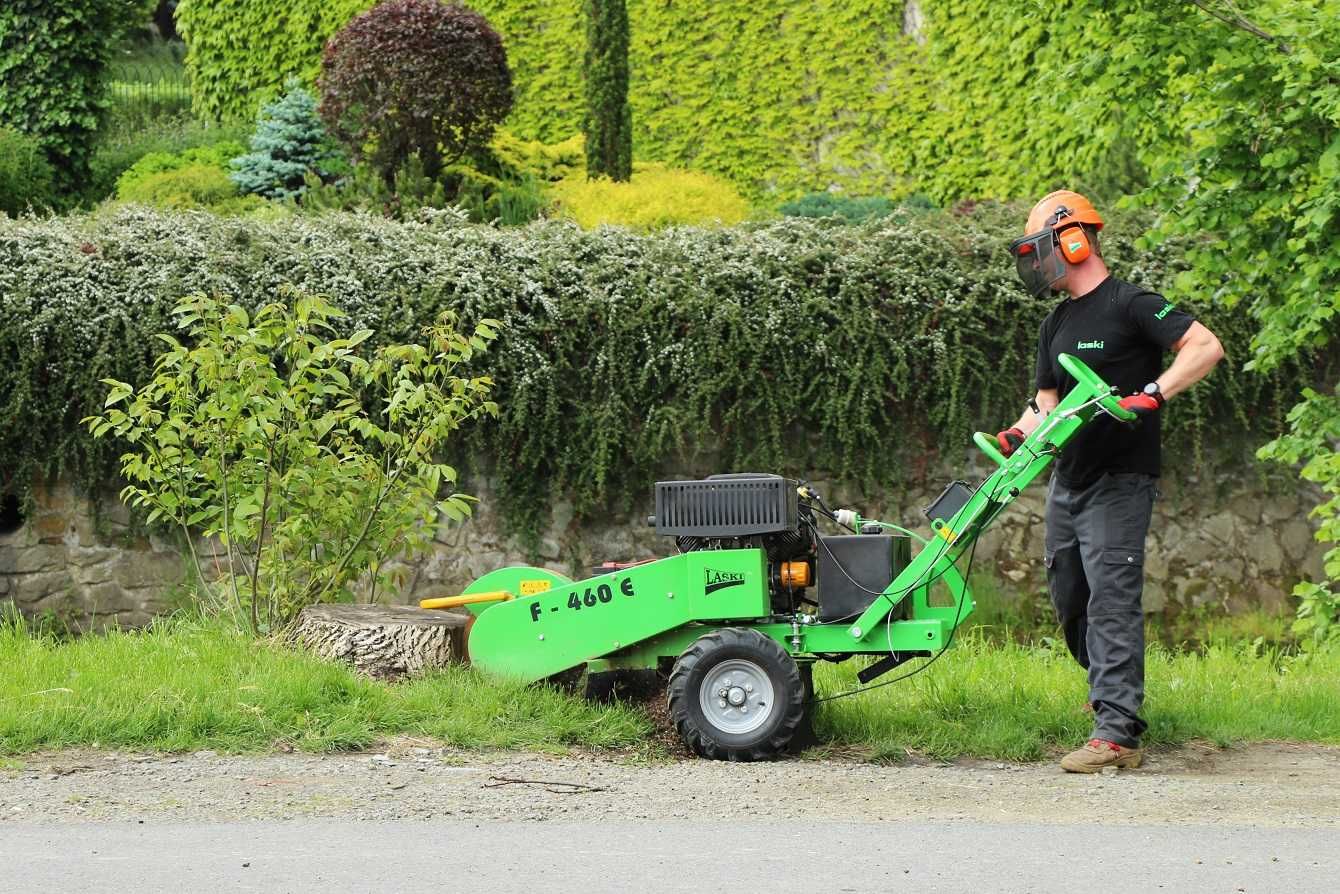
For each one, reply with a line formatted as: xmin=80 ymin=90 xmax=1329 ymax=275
xmin=84 ymin=289 xmax=500 ymax=632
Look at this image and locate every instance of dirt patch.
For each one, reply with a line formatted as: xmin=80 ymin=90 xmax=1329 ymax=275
xmin=3 ymin=740 xmax=1337 ymax=827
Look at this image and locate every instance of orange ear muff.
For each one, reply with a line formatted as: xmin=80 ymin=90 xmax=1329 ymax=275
xmin=1057 ymin=225 xmax=1090 ymax=264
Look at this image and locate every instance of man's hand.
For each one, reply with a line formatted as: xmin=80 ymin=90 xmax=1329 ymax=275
xmin=1117 ymin=390 xmax=1165 ymax=416
xmin=996 ymin=427 xmax=1026 ymax=456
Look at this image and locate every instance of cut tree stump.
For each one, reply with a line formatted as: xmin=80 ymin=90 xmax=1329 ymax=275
xmin=290 ymin=604 xmax=469 ymax=680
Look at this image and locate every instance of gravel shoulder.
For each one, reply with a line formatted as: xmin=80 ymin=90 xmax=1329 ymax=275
xmin=3 ymin=741 xmax=1338 ymax=827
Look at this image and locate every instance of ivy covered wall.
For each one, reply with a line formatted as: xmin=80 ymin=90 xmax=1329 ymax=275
xmin=177 ymin=0 xmax=1168 ymax=201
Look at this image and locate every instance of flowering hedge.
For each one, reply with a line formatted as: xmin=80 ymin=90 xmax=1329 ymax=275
xmin=0 ymin=208 xmax=1321 ymax=543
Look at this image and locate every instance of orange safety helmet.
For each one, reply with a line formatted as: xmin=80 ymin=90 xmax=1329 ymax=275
xmin=1008 ymin=190 xmax=1105 ymax=295
xmin=1024 ymin=190 xmax=1104 ymax=237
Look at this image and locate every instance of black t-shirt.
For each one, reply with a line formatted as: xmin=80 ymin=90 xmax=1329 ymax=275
xmin=1035 ymin=276 xmax=1195 ymax=488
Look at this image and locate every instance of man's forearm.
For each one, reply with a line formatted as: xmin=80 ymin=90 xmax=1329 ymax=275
xmin=1157 ymin=327 xmax=1225 ymax=399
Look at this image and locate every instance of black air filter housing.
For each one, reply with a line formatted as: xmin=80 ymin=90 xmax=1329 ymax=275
xmin=653 ymin=474 xmax=797 ymax=538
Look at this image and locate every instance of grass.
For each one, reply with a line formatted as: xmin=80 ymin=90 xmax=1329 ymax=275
xmin=814 ymin=634 xmax=1340 ymax=761
xmin=0 ymin=615 xmax=650 ymax=755
xmin=2 ymin=614 xmax=1336 ymax=761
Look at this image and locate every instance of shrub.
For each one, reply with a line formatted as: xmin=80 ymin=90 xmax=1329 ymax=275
xmin=117 ymin=163 xmax=238 ymax=209
xmin=446 ymin=130 xmax=583 ymax=226
xmin=489 ymin=130 xmax=585 ymax=183
xmin=86 ymin=117 xmax=250 ymax=205
xmin=550 ymin=163 xmax=750 ymax=229
xmin=582 ymin=0 xmax=631 ymax=181
xmin=86 ymin=291 xmax=499 ymax=631
xmin=114 ymin=142 xmax=246 ymax=197
xmin=0 ymin=128 xmax=55 ymax=216
xmin=302 ymin=130 xmax=576 ymax=226
xmin=0 ymin=1 xmax=130 ymax=195
xmin=318 ymin=0 xmax=514 ymax=182
xmin=452 ymin=167 xmax=547 ymax=226
xmin=300 ymin=154 xmax=453 ymax=220
xmin=779 ymin=193 xmax=898 ymax=223
xmin=1 ymin=208 xmax=1315 ymax=549
xmin=113 ymin=142 xmax=275 ymax=215
xmin=231 ymin=80 xmax=338 ymax=200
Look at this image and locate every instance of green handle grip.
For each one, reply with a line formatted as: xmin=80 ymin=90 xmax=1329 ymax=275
xmin=974 ymin=431 xmax=1008 ymax=466
xmin=1057 ymin=352 xmax=1138 ymax=423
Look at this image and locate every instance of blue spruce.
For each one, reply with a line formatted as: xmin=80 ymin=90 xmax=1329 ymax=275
xmin=231 ymin=80 xmax=333 ymax=200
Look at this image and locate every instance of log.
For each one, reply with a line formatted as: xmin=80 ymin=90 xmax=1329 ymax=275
xmin=290 ymin=604 xmax=469 ymax=680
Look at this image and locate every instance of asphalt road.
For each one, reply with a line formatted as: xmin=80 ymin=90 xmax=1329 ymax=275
xmin=3 ymin=818 xmax=1334 ymax=893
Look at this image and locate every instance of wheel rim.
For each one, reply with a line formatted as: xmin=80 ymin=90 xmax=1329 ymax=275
xmin=698 ymin=658 xmax=775 ymax=736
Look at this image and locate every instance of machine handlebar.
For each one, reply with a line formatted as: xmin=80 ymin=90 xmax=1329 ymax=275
xmin=972 ymin=353 xmax=1135 ymax=467
xmin=1058 ymin=353 xmax=1138 ymax=423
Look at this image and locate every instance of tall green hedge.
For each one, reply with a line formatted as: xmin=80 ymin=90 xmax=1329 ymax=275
xmin=0 ymin=208 xmax=1321 ymax=543
xmin=0 ymin=1 xmax=128 ymax=195
xmin=174 ymin=0 xmax=1173 ymax=201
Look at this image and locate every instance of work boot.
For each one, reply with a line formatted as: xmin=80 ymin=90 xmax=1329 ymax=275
xmin=1060 ymin=738 xmax=1143 ymax=773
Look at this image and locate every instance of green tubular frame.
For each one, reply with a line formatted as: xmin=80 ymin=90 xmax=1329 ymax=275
xmin=466 ymin=354 xmax=1132 ymax=684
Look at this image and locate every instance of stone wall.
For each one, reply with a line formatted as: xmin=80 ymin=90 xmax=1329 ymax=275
xmin=0 ymin=481 xmax=187 ymax=630
xmin=1 ymin=465 xmax=1326 ymax=631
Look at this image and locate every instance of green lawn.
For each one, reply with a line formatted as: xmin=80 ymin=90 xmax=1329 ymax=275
xmin=2 ymin=615 xmax=1336 ymax=760
xmin=0 ymin=616 xmax=650 ymax=755
xmin=813 ymin=636 xmax=1340 ymax=761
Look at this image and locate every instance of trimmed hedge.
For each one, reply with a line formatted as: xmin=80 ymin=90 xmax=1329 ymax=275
xmin=0 ymin=208 xmax=1319 ymax=543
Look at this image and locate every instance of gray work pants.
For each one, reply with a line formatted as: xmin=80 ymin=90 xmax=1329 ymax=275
xmin=1044 ymin=471 xmax=1157 ymax=748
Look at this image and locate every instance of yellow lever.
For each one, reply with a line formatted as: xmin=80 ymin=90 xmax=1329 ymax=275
xmin=419 ymin=590 xmax=513 ymax=610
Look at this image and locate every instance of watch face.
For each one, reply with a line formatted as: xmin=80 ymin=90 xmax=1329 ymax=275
xmin=1143 ymin=383 xmax=1160 ymax=396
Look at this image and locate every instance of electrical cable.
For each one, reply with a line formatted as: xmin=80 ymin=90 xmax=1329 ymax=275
xmin=796 ymin=475 xmax=990 ymax=632
xmin=807 ymin=469 xmax=1001 ymax=703
xmin=812 ymin=532 xmax=979 ymax=704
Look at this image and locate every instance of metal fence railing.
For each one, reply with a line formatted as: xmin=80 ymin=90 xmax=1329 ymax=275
xmin=105 ymin=48 xmax=192 ymax=127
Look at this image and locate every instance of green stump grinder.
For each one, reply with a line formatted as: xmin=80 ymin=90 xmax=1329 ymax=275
xmin=422 ymin=354 xmax=1136 ymax=760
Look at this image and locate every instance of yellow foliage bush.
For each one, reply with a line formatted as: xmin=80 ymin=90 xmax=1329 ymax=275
xmin=490 ymin=130 xmax=585 ymax=183
xmin=550 ymin=163 xmax=750 ymax=230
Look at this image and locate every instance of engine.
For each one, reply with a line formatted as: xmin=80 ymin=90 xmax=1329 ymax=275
xmin=648 ymin=473 xmax=908 ymax=620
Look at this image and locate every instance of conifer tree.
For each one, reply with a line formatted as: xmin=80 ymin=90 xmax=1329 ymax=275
xmin=231 ymin=80 xmax=333 ymax=200
xmin=582 ymin=0 xmax=632 ymax=181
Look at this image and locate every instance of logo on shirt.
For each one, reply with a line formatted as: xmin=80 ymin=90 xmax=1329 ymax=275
xmin=1154 ymin=302 xmax=1175 ymax=320
xmin=1077 ymin=340 xmax=1104 ymax=350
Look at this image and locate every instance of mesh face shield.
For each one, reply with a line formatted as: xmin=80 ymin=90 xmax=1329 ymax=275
xmin=1008 ymin=229 xmax=1066 ymax=297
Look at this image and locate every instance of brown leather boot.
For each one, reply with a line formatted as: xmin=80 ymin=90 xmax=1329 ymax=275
xmin=1060 ymin=738 xmax=1143 ymax=773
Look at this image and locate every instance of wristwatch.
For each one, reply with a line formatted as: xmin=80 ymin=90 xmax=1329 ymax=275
xmin=1142 ymin=382 xmax=1165 ymax=406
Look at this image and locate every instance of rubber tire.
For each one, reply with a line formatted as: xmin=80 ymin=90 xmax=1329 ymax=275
xmin=787 ymin=662 xmax=820 ymax=755
xmin=667 ymin=628 xmax=806 ymax=761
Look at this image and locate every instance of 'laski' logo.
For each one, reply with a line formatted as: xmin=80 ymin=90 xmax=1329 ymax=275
xmin=704 ymin=569 xmax=745 ymax=595
xmin=1077 ymin=339 xmax=1104 ymax=350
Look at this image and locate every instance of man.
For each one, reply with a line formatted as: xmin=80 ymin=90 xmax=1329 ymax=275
xmin=997 ymin=190 xmax=1224 ymax=773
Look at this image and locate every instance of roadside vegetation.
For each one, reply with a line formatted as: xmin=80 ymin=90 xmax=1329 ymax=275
xmin=0 ymin=614 xmax=651 ymax=755
xmin=3 ymin=612 xmax=1336 ymax=762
